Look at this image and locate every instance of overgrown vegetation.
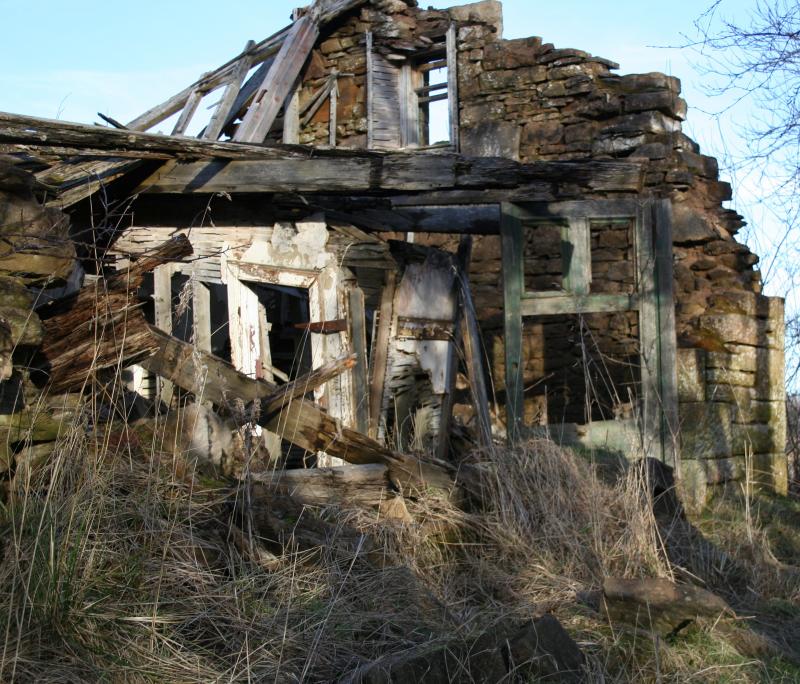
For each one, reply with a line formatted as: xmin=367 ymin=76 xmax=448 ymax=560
xmin=1 ymin=405 xmax=798 ymax=682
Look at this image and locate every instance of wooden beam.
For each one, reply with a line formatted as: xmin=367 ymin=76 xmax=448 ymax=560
xmin=203 ymin=41 xmax=256 ymax=141
xmin=125 ymin=27 xmax=290 ymax=132
xmin=636 ymin=200 xmax=660 ymax=461
xmin=137 ymin=155 xmax=642 ymax=196
xmin=654 ymin=199 xmax=680 ymax=467
xmin=459 ymin=260 xmax=493 ymax=449
xmin=519 ymin=293 xmax=637 ymax=317
xmin=368 ymin=270 xmax=396 ymax=439
xmin=249 ymin=463 xmax=391 ymax=508
xmin=447 ymin=23 xmax=459 ymax=151
xmin=234 ymin=15 xmax=320 ymax=143
xmin=153 ymin=263 xmax=176 ymax=405
xmin=501 ymin=203 xmax=524 ymax=443
xmin=348 ymin=287 xmax=370 ymax=434
xmin=171 ymin=88 xmax=204 ymax=135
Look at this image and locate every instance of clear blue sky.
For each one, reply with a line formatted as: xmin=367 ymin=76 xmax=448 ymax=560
xmin=1 ymin=1 xmax=780 ymax=293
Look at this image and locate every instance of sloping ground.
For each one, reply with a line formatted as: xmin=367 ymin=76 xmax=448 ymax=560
xmin=1 ymin=406 xmax=798 ymax=683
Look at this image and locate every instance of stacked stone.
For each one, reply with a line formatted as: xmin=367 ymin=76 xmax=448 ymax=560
xmin=296 ymin=0 xmax=456 ymax=147
xmin=454 ymin=22 xmax=786 ymax=499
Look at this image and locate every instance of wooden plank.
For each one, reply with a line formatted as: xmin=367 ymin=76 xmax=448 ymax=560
xmin=250 ymin=463 xmax=390 ymax=508
xmin=171 ymin=88 xmax=204 ymax=135
xmin=203 ymin=41 xmax=256 ymax=141
xmin=562 ymin=217 xmax=591 ymax=295
xmin=329 ymin=78 xmax=338 ymax=147
xmin=399 ymin=63 xmax=419 ymax=148
xmin=654 ymin=198 xmax=679 ymax=467
xmin=519 ymin=293 xmax=637 ymax=317
xmin=459 ymin=258 xmax=493 ymax=449
xmin=282 ymin=78 xmax=302 ymax=144
xmin=447 ymin=23 xmax=459 ymax=150
xmin=193 ymin=281 xmax=212 ymax=352
xmin=636 ymin=200 xmax=660 ymax=461
xmin=368 ymin=270 xmax=396 ymax=439
xmin=501 ymin=203 xmax=524 ymax=443
xmin=347 ymin=287 xmax=370 ymax=434
xmin=234 ymin=15 xmax=320 ymax=143
xmin=153 ymin=263 xmax=176 ymax=405
xmin=436 ymin=236 xmax=469 ymax=459
xmin=366 ymin=30 xmax=374 ymax=150
xmin=138 ymin=155 xmax=642 ymax=197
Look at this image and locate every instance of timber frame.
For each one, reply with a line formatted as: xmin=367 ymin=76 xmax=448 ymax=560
xmin=500 ymin=199 xmax=679 ymax=465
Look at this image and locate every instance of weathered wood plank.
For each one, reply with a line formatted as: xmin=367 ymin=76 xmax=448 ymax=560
xmin=447 ymin=23 xmax=459 ymax=150
xmin=368 ymin=270 xmax=396 ymax=439
xmin=203 ymin=41 xmax=256 ymax=141
xmin=519 ymin=293 xmax=637 ymax=317
xmin=347 ymin=287 xmax=370 ymax=434
xmin=654 ymin=199 xmax=679 ymax=467
xmin=126 ymin=27 xmax=289 ymax=132
xmin=501 ymin=202 xmax=524 ymax=442
xmin=171 ymin=88 xmax=204 ymax=135
xmin=234 ymin=15 xmax=320 ymax=143
xmin=249 ymin=463 xmax=391 ymax=508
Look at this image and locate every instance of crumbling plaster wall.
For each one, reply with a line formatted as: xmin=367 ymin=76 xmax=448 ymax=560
xmin=455 ymin=22 xmax=787 ymax=500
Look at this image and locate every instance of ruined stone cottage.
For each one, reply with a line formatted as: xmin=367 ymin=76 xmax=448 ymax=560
xmin=0 ymin=0 xmax=788 ymax=507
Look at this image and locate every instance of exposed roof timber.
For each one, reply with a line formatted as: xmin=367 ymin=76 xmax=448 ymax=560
xmin=0 ymin=111 xmax=322 ymax=160
xmin=123 ymin=0 xmax=368 ymax=136
xmin=126 ymin=26 xmax=291 ymax=133
xmin=137 ymin=156 xmax=643 ymax=197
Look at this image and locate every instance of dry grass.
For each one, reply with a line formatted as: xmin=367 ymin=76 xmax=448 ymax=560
xmin=1 ymin=401 xmax=799 ymax=682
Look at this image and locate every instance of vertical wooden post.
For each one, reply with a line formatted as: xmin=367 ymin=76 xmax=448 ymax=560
xmin=563 ymin=217 xmax=591 ymax=295
xmin=636 ymin=200 xmax=661 ymax=461
xmin=446 ymin=22 xmax=459 ymax=151
xmin=436 ymin=236 xmax=472 ymax=460
xmin=501 ymin=203 xmax=524 ymax=443
xmin=329 ymin=78 xmax=338 ymax=147
xmin=366 ymin=31 xmax=374 ymax=149
xmin=193 ymin=281 xmax=212 ymax=353
xmin=368 ymin=270 xmax=396 ymax=439
xmin=654 ymin=199 xmax=679 ymax=467
xmin=347 ymin=287 xmax=370 ymax=434
xmin=153 ymin=264 xmax=175 ymax=405
xmin=283 ymin=78 xmax=302 ymax=144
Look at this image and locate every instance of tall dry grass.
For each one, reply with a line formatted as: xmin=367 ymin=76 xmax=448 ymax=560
xmin=0 ymin=389 xmax=798 ymax=681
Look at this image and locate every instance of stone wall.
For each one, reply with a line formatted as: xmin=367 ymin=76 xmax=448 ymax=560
xmin=282 ymin=0 xmax=787 ymax=500
xmin=455 ymin=20 xmax=787 ymax=500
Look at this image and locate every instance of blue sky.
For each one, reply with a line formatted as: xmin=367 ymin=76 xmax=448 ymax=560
xmin=0 ymin=0 xmax=781 ymax=294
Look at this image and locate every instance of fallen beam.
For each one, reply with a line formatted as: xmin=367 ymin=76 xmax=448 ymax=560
xmin=249 ymin=463 xmax=391 ymax=508
xmin=140 ymin=326 xmax=458 ymax=492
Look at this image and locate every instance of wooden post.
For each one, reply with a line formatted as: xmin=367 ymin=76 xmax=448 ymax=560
xmin=203 ymin=40 xmax=256 ymax=141
xmin=563 ymin=217 xmax=591 ymax=295
xmin=436 ymin=237 xmax=471 ymax=460
xmin=501 ymin=203 xmax=524 ymax=443
xmin=234 ymin=15 xmax=320 ymax=143
xmin=153 ymin=263 xmax=176 ymax=405
xmin=193 ymin=281 xmax=212 ymax=353
xmin=654 ymin=199 xmax=679 ymax=467
xmin=329 ymin=78 xmax=338 ymax=147
xmin=171 ymin=88 xmax=204 ymax=135
xmin=636 ymin=200 xmax=660 ymax=461
xmin=368 ymin=270 xmax=396 ymax=439
xmin=347 ymin=287 xmax=370 ymax=434
xmin=282 ymin=79 xmax=302 ymax=144
xmin=446 ymin=22 xmax=459 ymax=151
